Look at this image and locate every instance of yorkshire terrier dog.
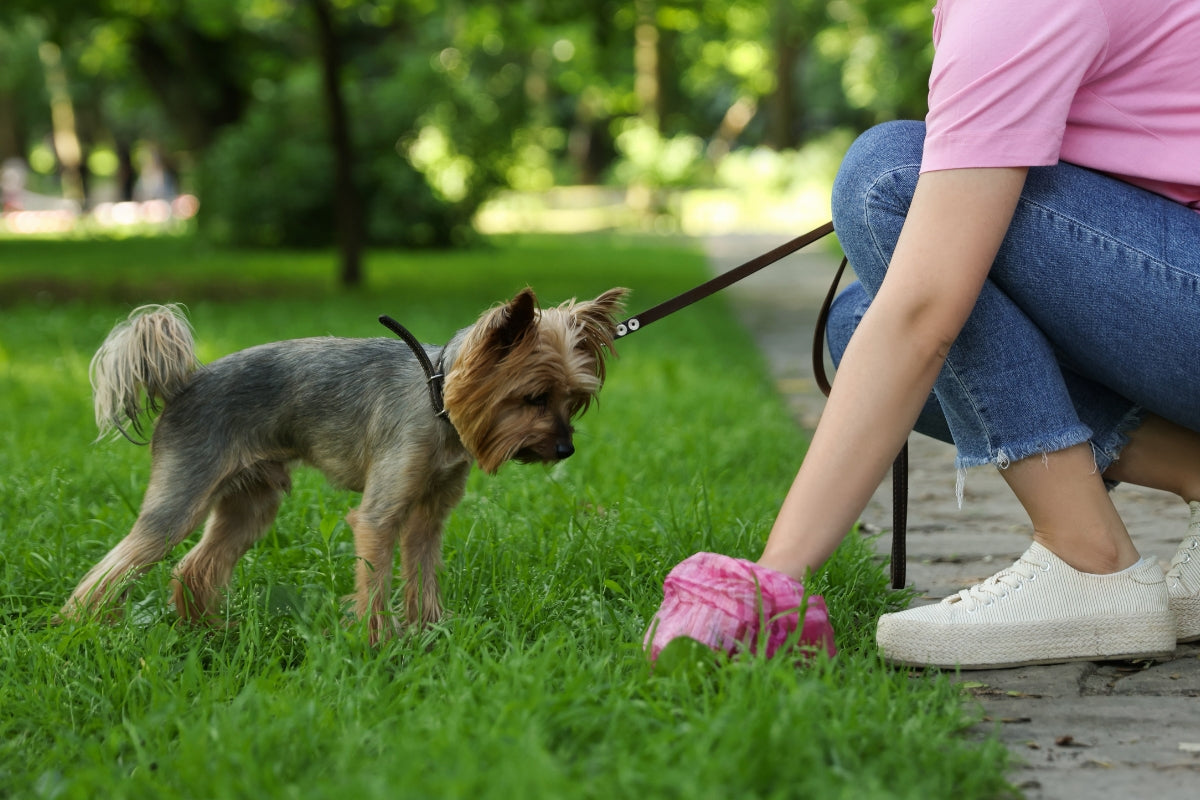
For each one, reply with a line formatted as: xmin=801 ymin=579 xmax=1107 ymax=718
xmin=61 ymin=287 xmax=627 ymax=642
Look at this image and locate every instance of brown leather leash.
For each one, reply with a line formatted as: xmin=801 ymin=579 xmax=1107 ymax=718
xmin=616 ymin=222 xmax=909 ymax=590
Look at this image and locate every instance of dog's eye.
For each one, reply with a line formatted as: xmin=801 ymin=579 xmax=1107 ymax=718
xmin=525 ymin=393 xmax=549 ymax=410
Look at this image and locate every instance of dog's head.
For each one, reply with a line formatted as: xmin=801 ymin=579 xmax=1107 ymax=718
xmin=443 ymin=287 xmax=628 ymax=473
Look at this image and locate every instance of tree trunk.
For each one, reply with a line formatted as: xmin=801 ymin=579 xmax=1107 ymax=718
xmin=130 ymin=23 xmax=249 ymax=151
xmin=310 ymin=0 xmax=364 ymax=288
xmin=634 ymin=0 xmax=660 ymax=131
xmin=0 ymin=91 xmax=22 ymax=162
xmin=768 ymin=0 xmax=808 ymax=150
xmin=38 ymin=41 xmax=85 ymax=204
xmin=768 ymin=39 xmax=799 ymax=149
xmin=708 ymin=95 xmax=758 ymax=164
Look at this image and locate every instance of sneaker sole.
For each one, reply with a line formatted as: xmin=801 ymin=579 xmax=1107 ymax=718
xmin=877 ymin=615 xmax=1176 ymax=670
xmin=1171 ymin=596 xmax=1200 ymax=643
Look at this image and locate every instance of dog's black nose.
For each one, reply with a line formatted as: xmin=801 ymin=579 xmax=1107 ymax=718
xmin=556 ymin=442 xmax=575 ymax=460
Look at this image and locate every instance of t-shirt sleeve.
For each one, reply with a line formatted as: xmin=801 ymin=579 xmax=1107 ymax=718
xmin=922 ymin=0 xmax=1110 ymax=173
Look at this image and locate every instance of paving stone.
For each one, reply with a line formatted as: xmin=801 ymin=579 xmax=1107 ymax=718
xmin=704 ymin=233 xmax=1200 ymax=800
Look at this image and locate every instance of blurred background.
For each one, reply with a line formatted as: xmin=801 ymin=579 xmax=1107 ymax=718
xmin=0 ymin=0 xmax=934 ymax=284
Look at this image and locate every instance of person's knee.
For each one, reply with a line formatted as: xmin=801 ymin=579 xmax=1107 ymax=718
xmin=831 ymin=121 xmax=925 ymax=291
xmin=832 ymin=121 xmax=923 ymax=215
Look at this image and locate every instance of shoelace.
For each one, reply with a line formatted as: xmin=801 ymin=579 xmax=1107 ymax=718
xmin=945 ymin=553 xmax=1050 ymax=611
xmin=1166 ymin=534 xmax=1200 ymax=594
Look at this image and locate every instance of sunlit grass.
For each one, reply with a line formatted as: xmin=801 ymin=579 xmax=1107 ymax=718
xmin=0 ymin=235 xmax=1010 ymax=799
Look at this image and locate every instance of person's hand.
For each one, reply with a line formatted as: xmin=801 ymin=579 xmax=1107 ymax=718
xmin=644 ymin=552 xmax=836 ymax=661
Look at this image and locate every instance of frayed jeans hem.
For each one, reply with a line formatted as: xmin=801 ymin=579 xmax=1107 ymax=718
xmin=952 ymin=424 xmax=1095 ymax=506
xmin=1096 ymin=404 xmax=1145 ymax=489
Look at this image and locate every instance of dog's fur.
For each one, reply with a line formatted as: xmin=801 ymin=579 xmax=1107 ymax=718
xmin=61 ymin=287 xmax=627 ymax=642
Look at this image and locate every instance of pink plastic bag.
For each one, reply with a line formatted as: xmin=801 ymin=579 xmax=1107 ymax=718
xmin=645 ymin=552 xmax=836 ymax=661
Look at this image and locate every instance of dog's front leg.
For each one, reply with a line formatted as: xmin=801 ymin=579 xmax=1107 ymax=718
xmin=346 ymin=508 xmax=403 ymax=645
xmin=400 ymin=504 xmax=446 ymax=628
xmin=400 ymin=463 xmax=469 ymax=628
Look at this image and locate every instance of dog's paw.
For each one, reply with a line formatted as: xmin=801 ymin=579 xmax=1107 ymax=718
xmin=366 ymin=610 xmax=403 ymax=647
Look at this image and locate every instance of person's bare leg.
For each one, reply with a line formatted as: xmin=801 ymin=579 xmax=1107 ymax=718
xmin=1102 ymin=414 xmax=1200 ymax=503
xmin=1102 ymin=413 xmax=1200 ymax=642
xmin=999 ymin=414 xmax=1200 ymax=576
xmin=999 ymin=442 xmax=1140 ymax=575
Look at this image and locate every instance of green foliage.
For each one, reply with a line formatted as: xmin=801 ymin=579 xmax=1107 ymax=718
xmin=610 ymin=117 xmax=708 ymax=189
xmin=817 ymin=0 xmax=936 ymax=123
xmin=0 ymin=236 xmax=1011 ymax=799
xmin=0 ymin=1 xmax=939 ymax=251
xmin=196 ymin=3 xmax=555 ymax=248
xmin=197 ymin=65 xmax=483 ymax=249
xmin=198 ymin=69 xmax=340 ymax=247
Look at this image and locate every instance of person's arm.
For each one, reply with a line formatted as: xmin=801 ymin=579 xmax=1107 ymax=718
xmin=758 ymin=166 xmax=1028 ymax=579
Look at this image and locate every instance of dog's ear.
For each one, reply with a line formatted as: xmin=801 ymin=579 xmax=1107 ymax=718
xmin=572 ymin=287 xmax=628 ymax=379
xmin=485 ymin=287 xmax=538 ymax=351
xmin=575 ymin=287 xmax=628 ymax=342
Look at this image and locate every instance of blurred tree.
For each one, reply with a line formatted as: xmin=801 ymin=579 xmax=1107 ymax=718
xmin=38 ymin=40 xmax=85 ymax=203
xmin=0 ymin=0 xmax=938 ymax=278
xmin=816 ymin=0 xmax=934 ymax=125
xmin=0 ymin=17 xmax=46 ymax=166
xmin=309 ymin=0 xmax=362 ymax=286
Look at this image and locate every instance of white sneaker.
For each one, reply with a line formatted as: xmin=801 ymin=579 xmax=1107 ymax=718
xmin=876 ymin=542 xmax=1175 ymax=669
xmin=1166 ymin=500 xmax=1200 ymax=643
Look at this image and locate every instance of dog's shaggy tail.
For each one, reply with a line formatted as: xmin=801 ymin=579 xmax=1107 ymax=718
xmin=91 ymin=304 xmax=200 ymax=444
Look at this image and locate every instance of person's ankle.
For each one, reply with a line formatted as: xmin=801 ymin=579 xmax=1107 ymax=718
xmin=1032 ymin=531 xmax=1139 ymax=574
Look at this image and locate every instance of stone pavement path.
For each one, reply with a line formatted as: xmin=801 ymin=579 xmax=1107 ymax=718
xmin=702 ymin=233 xmax=1200 ymax=800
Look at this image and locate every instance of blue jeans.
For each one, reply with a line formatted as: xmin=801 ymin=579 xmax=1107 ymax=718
xmin=827 ymin=120 xmax=1200 ymax=475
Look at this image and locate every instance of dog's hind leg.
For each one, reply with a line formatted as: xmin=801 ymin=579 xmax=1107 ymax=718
xmin=400 ymin=463 xmax=470 ymax=628
xmin=61 ymin=455 xmax=219 ymax=619
xmin=172 ymin=461 xmax=291 ymax=623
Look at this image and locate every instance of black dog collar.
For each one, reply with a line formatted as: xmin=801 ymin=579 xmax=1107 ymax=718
xmin=378 ymin=315 xmax=449 ymax=420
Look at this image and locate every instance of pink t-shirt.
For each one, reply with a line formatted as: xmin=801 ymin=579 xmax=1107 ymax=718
xmin=923 ymin=0 xmax=1200 ymax=211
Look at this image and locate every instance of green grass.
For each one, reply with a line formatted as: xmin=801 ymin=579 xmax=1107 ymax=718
xmin=0 ymin=235 xmax=1012 ymax=799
